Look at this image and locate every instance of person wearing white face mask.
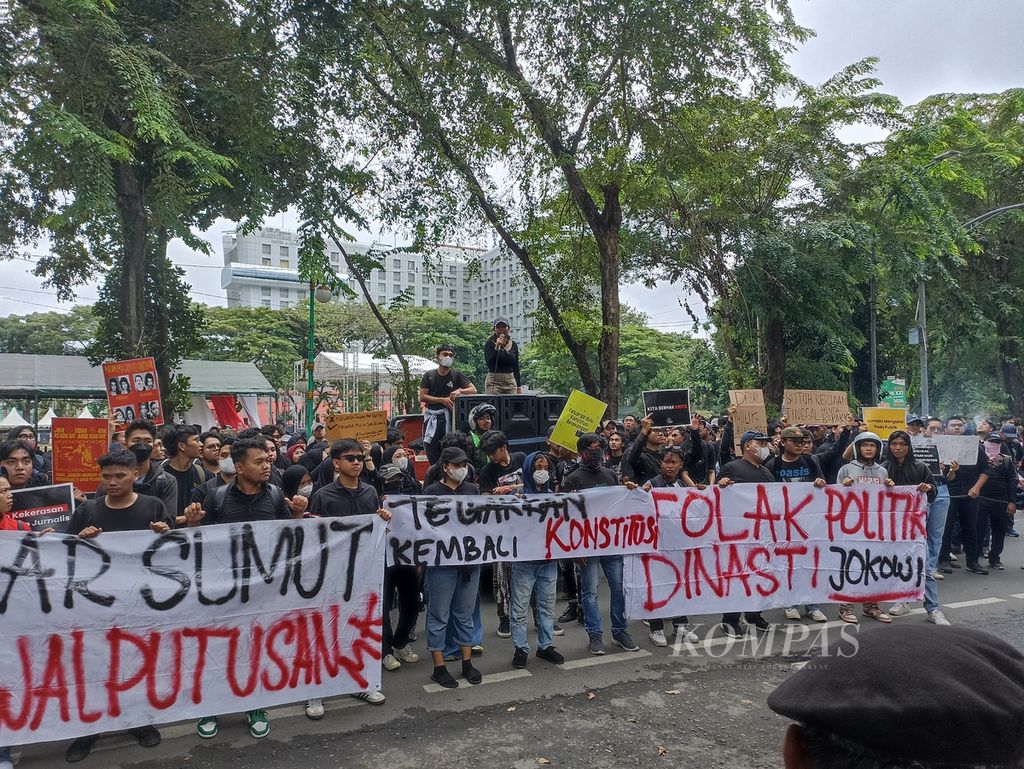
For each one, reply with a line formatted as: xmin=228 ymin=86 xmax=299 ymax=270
xmin=717 ymin=430 xmax=775 ymax=637
xmin=419 ymin=343 xmax=478 ymax=465
xmin=421 ymin=446 xmax=484 ymax=688
xmin=190 ymin=436 xmax=237 ymax=506
xmin=382 ymin=445 xmax=421 ymax=494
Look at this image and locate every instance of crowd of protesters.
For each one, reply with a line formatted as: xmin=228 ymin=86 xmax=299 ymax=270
xmin=2 ymin=320 xmax=1023 ymax=765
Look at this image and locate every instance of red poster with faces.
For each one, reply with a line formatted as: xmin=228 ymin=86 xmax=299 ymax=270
xmin=101 ymin=357 xmax=164 ymax=429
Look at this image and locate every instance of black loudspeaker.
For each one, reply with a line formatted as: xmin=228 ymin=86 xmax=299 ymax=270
xmin=508 ymin=437 xmax=548 ymax=457
xmin=501 ymin=394 xmax=538 ymax=439
xmin=536 ymin=395 xmax=567 ymax=436
xmin=455 ymin=394 xmax=502 ymax=434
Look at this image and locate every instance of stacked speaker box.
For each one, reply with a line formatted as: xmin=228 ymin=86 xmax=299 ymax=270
xmin=536 ymin=395 xmax=567 ymax=436
xmin=500 ymin=394 xmax=538 ymax=439
xmin=454 ymin=394 xmax=502 ymax=434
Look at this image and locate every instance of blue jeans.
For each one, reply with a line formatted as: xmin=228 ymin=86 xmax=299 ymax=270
xmin=925 ymin=486 xmax=950 ymax=613
xmin=0 ymin=746 xmax=9 ymax=763
xmin=511 ymin=561 xmax=557 ymax=652
xmin=444 ymin=591 xmax=483 ymax=657
xmin=426 ymin=566 xmax=481 ymax=652
xmin=580 ymin=555 xmax=626 ymax=636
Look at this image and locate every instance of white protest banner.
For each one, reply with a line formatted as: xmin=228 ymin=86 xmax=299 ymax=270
xmin=623 ymin=484 xmax=928 ymax=618
xmin=928 ymin=435 xmax=979 ymax=466
xmin=384 ymin=486 xmax=658 ymax=567
xmin=0 ymin=516 xmax=385 ymax=746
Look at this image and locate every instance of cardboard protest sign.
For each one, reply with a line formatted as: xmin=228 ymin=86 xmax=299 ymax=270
xmin=9 ymin=483 xmax=74 ymax=531
xmin=326 ymin=411 xmax=388 ymax=443
xmin=102 ymin=357 xmax=163 ymax=429
xmin=624 ymin=484 xmax=928 ymax=617
xmin=385 ymin=486 xmax=658 ymax=566
xmin=642 ymin=389 xmax=690 ymax=427
xmin=862 ymin=407 xmax=907 ymax=440
xmin=549 ymin=389 xmax=606 ymax=452
xmin=923 ymin=435 xmax=979 ymax=466
xmin=912 ymin=442 xmax=942 ymax=477
xmin=782 ymin=389 xmax=849 ymax=426
xmin=0 ymin=516 xmax=386 ymax=746
xmin=729 ymin=390 xmax=767 ymax=452
xmin=51 ymin=417 xmax=109 ymax=492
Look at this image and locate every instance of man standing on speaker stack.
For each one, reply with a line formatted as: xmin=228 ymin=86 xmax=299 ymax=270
xmin=420 ymin=343 xmax=478 ymax=464
xmin=484 ymin=317 xmax=522 ymax=395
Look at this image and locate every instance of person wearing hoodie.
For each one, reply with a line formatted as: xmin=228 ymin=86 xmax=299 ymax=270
xmin=837 ymin=431 xmax=895 ymax=624
xmin=882 ymin=430 xmax=948 ymax=625
xmin=382 ymin=445 xmax=421 ymax=493
xmin=978 ymin=432 xmax=1018 ymax=572
xmin=509 ymin=452 xmax=565 ymax=669
xmin=625 ymin=415 xmax=666 ymax=485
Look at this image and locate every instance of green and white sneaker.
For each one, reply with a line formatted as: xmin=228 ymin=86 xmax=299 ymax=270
xmin=246 ymin=709 xmax=270 ymax=738
xmin=197 ymin=716 xmax=219 ymax=739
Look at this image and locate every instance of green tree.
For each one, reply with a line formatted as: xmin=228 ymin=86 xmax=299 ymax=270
xmin=0 ymin=305 xmax=97 ymax=355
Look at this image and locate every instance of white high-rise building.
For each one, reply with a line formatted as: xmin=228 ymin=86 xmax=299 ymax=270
xmin=221 ymin=228 xmax=539 ymax=339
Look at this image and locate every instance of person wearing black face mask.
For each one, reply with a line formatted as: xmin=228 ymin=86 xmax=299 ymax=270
xmin=110 ymin=419 xmax=177 ymax=522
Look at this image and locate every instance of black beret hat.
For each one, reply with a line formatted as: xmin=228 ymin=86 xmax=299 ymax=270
xmin=767 ymin=625 xmax=1024 ymax=767
xmin=439 ymin=446 xmax=468 ymax=464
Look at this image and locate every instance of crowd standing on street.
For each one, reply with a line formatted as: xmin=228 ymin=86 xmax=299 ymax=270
xmin=3 ymin=316 xmax=1024 ymax=766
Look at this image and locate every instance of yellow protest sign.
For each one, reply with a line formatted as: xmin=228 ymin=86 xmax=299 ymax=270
xmin=325 ymin=411 xmax=388 ymax=443
xmin=862 ymin=407 xmax=907 ymax=440
xmin=549 ymin=390 xmax=607 ymax=452
xmin=729 ymin=389 xmax=767 ymax=453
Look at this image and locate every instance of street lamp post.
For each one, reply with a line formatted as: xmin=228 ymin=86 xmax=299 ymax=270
xmin=305 ymin=283 xmax=333 ymax=436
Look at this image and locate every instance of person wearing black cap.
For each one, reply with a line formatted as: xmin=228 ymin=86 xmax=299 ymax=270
xmin=422 ymin=446 xmax=484 ymax=688
xmin=717 ymin=430 xmax=774 ymax=636
xmin=905 ymin=414 xmax=925 ymax=438
xmin=419 ymin=344 xmax=477 ymax=465
xmin=768 ymin=625 xmax=1024 ymax=769
xmin=483 ymin=317 xmax=521 ymax=394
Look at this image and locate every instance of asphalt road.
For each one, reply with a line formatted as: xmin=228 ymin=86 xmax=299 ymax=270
xmin=10 ymin=543 xmax=1024 ymax=769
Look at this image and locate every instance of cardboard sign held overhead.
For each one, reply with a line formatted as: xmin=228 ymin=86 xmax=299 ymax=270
xmin=862 ymin=407 xmax=908 ymax=440
xmin=782 ymin=389 xmax=849 ymax=426
xmin=642 ymin=389 xmax=690 ymax=428
xmin=549 ymin=389 xmax=607 ymax=452
xmin=326 ymin=411 xmax=389 ymax=443
xmin=51 ymin=418 xmax=109 ymax=493
xmin=101 ymin=357 xmax=163 ymax=429
xmin=729 ymin=390 xmax=768 ymax=452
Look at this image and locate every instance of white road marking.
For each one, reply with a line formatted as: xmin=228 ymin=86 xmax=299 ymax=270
xmin=944 ymin=597 xmax=1006 ymax=609
xmin=558 ymin=650 xmax=653 ymax=670
xmin=1010 ymin=592 xmax=1024 ymax=599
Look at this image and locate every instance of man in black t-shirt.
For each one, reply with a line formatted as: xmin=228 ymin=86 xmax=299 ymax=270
xmin=62 ymin=451 xmax=168 ymax=762
xmin=419 ymin=343 xmax=477 ymax=464
xmin=160 ymin=424 xmax=206 ymax=521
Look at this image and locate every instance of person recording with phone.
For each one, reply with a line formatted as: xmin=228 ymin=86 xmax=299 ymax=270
xmin=484 ymin=316 xmax=522 ymax=395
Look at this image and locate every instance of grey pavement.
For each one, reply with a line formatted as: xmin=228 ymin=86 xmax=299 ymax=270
xmin=10 ymin=543 xmax=1024 ymax=769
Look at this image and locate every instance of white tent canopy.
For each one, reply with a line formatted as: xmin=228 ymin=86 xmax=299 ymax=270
xmin=0 ymin=408 xmax=26 ymax=427
xmin=76 ymin=406 xmax=94 ymax=419
xmin=313 ymin=351 xmax=436 ymax=381
xmin=36 ymin=407 xmax=57 ymax=427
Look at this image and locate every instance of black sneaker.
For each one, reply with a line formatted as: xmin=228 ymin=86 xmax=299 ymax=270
xmin=552 ymin=623 xmax=565 ymax=636
xmin=462 ymin=660 xmax=482 ymax=685
xmin=612 ymin=630 xmax=639 ymax=651
xmin=537 ymin=646 xmax=565 ymax=664
xmin=750 ymin=617 xmax=771 ymax=632
xmin=720 ymin=621 xmax=744 ymax=638
xmin=588 ymin=634 xmax=605 ymax=655
xmin=966 ymin=562 xmax=989 ymax=575
xmin=497 ymin=617 xmax=512 ymax=638
xmin=558 ymin=602 xmax=578 ymax=624
xmin=990 ymin=560 xmax=1005 ymax=570
xmin=512 ymin=647 xmax=529 ymax=669
xmin=132 ymin=726 xmax=161 ymax=748
xmin=937 ymin=560 xmax=954 ymax=574
xmin=65 ymin=736 xmax=98 ymax=763
xmin=431 ymin=666 xmax=458 ymax=689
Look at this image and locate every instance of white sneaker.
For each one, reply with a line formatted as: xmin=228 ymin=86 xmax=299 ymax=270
xmin=674 ymin=625 xmax=700 ymax=643
xmin=382 ymin=653 xmax=401 ymax=671
xmin=928 ymin=610 xmax=951 ymax=626
xmin=649 ymin=629 xmax=667 ymax=647
xmin=808 ymin=609 xmax=828 ymax=622
xmin=352 ymin=691 xmax=386 ymax=705
xmin=933 ymin=569 xmax=944 ymax=580
xmin=304 ymin=699 xmax=325 ymax=720
xmin=889 ymin=602 xmax=910 ymax=617
xmin=0 ymin=760 xmax=13 ymax=769
xmin=784 ymin=607 xmax=801 ymax=620
xmin=394 ymin=645 xmax=420 ymax=663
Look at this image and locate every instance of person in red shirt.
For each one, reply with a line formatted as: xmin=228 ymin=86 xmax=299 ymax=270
xmin=0 ymin=475 xmax=29 ymax=532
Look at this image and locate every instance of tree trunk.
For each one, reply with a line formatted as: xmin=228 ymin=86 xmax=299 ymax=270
xmin=761 ymin=316 xmax=785 ymax=410
xmin=594 ymin=186 xmax=622 ymax=416
xmin=113 ymin=161 xmax=147 ymax=358
xmin=149 ymin=232 xmax=176 ymax=418
xmin=333 ymin=237 xmax=418 ymax=414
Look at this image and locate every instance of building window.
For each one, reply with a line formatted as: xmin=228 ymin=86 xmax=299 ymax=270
xmin=463 ymin=291 xmax=470 ymax=300
xmin=262 ymin=287 xmax=271 ymax=296
xmin=421 ymin=299 xmax=429 ymax=307
xmin=280 ymin=288 xmax=289 ymax=297
xmin=261 ymin=257 xmax=271 ymax=266
xmin=280 ymin=245 xmax=289 ymax=257
xmin=280 ymin=301 xmax=290 ymax=309
xmin=377 ymin=294 xmax=386 ymax=303
xmin=280 ymin=259 xmax=289 ymax=268
xmin=262 ymin=300 xmax=272 ymax=308
xmin=393 ymin=258 xmax=401 ymax=268
xmin=408 ymin=272 xmax=416 ymax=282
xmin=421 ymin=286 xmax=429 ymax=296
xmin=449 ymin=290 xmax=456 ymax=299
xmin=408 ymin=261 xmax=416 ymax=270
xmin=449 ymin=266 xmax=456 ymax=275
xmin=330 ymin=251 xmax=339 ymax=262
xmin=262 ymin=244 xmax=271 ymax=255
xmin=393 ymin=284 xmax=401 ymax=294
xmin=378 ymin=282 xmax=386 ymax=293
xmin=463 ymin=315 xmax=470 ymax=322
xmin=435 ymin=288 xmax=443 ymax=298
xmin=392 ymin=271 xmax=401 ymax=281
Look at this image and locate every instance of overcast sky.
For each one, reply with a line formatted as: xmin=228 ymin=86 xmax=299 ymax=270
xmin=3 ymin=0 xmax=1023 ymax=327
